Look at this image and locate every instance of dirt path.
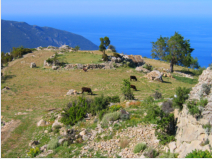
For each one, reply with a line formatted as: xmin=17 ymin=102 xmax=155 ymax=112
xmin=1 ymin=120 xmax=21 ymax=144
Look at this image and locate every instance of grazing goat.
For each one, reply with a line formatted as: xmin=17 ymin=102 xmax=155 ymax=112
xmin=83 ymin=67 xmax=87 ymax=72
xmin=82 ymin=87 xmax=93 ymax=95
xmin=130 ymin=76 xmax=137 ymax=81
xmin=130 ymin=85 xmax=137 ymax=91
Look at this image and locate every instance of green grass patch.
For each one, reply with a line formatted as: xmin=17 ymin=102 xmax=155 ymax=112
xmin=173 ymin=75 xmax=198 ymax=84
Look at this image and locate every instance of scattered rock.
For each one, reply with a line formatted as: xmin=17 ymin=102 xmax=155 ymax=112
xmin=30 ymin=62 xmax=36 ymax=68
xmin=37 ymin=119 xmax=47 ymax=127
xmin=144 ymin=70 xmax=163 ymax=82
xmin=66 ymin=89 xmax=78 ymax=96
xmin=52 ymin=66 xmax=59 ymax=70
xmin=29 ymin=140 xmax=39 ymax=147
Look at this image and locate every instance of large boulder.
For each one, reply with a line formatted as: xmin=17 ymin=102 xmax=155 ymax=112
xmin=135 ymin=66 xmax=150 ymax=73
xmin=30 ymin=62 xmax=36 ymax=68
xmin=66 ymin=89 xmax=77 ymax=96
xmin=37 ymin=119 xmax=47 ymax=126
xmin=144 ymin=70 xmax=163 ymax=82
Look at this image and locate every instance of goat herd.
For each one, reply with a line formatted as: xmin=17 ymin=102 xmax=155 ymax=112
xmin=81 ymin=75 xmax=138 ymax=95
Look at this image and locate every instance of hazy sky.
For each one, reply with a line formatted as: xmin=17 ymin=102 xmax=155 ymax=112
xmin=1 ymin=0 xmax=212 ymax=17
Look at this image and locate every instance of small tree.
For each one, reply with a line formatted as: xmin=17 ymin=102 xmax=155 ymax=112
xmin=151 ymin=32 xmax=195 ymax=72
xmin=99 ymin=36 xmax=110 ymax=56
xmin=108 ymin=45 xmax=116 ymax=52
xmin=74 ymin=45 xmax=80 ymax=52
xmin=121 ymin=79 xmax=134 ymax=100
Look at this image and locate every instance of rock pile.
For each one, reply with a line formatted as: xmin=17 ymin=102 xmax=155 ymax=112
xmin=144 ymin=70 xmax=163 ymax=82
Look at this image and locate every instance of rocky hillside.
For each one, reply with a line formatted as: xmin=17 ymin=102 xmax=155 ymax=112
xmin=1 ymin=19 xmax=98 ymax=52
xmin=173 ymin=67 xmax=212 ymax=157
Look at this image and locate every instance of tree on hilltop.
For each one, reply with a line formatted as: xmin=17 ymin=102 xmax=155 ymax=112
xmin=99 ymin=36 xmax=110 ymax=55
xmin=151 ymin=32 xmax=197 ymax=72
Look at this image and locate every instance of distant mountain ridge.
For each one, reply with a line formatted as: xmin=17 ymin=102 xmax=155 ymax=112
xmin=1 ymin=19 xmax=99 ymax=52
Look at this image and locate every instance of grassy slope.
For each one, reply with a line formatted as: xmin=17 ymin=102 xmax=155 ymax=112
xmin=1 ymin=50 xmax=197 ymax=157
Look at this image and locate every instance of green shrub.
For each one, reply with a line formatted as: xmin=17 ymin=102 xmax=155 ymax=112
xmin=152 ymin=91 xmax=163 ymax=99
xmin=101 ymin=111 xmax=121 ymax=126
xmin=98 ymin=109 xmax=108 ymax=121
xmin=144 ymin=148 xmax=159 ymax=158
xmin=106 ymin=95 xmax=120 ymax=103
xmin=155 ymin=113 xmax=176 ymax=145
xmin=133 ymin=143 xmax=147 ymax=153
xmin=172 ymin=75 xmax=198 ymax=84
xmin=63 ymin=141 xmax=69 ymax=147
xmin=47 ymin=138 xmax=59 ymax=150
xmin=109 ymin=105 xmax=122 ymax=112
xmin=202 ymin=83 xmax=211 ymax=95
xmin=202 ymin=123 xmax=212 ymax=135
xmin=198 ymin=98 xmax=208 ymax=107
xmin=173 ymin=87 xmax=190 ymax=110
xmin=143 ymin=105 xmax=161 ymax=124
xmin=46 ymin=58 xmax=53 ymax=64
xmin=159 ymin=150 xmax=178 ymax=158
xmin=185 ymin=149 xmax=212 ymax=158
xmin=143 ymin=96 xmax=154 ymax=106
xmin=187 ymin=100 xmax=201 ymax=116
xmin=27 ymin=147 xmax=40 ymax=158
xmin=121 ymin=79 xmax=134 ymax=100
xmin=143 ymin=64 xmax=153 ymax=71
xmin=90 ymin=94 xmax=109 ymax=115
xmin=61 ymin=96 xmax=89 ymax=126
xmin=113 ymin=52 xmax=120 ymax=58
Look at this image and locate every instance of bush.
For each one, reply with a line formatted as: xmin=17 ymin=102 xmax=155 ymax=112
xmin=143 ymin=105 xmax=161 ymax=124
xmin=144 ymin=148 xmax=159 ymax=158
xmin=161 ymin=100 xmax=174 ymax=114
xmin=133 ymin=143 xmax=147 ymax=153
xmin=152 ymin=91 xmax=163 ymax=99
xmin=159 ymin=150 xmax=178 ymax=158
xmin=187 ymin=100 xmax=201 ymax=117
xmin=90 ymin=94 xmax=109 ymax=115
xmin=198 ymin=98 xmax=208 ymax=107
xmin=202 ymin=83 xmax=211 ymax=95
xmin=172 ymin=75 xmax=198 ymax=84
xmin=109 ymin=105 xmax=122 ymax=112
xmin=61 ymin=96 xmax=91 ymax=126
xmin=63 ymin=141 xmax=69 ymax=147
xmin=98 ymin=109 xmax=108 ymax=121
xmin=106 ymin=95 xmax=120 ymax=103
xmin=121 ymin=79 xmax=134 ymax=100
xmin=185 ymin=149 xmax=212 ymax=158
xmin=143 ymin=64 xmax=153 ymax=71
xmin=27 ymin=147 xmax=40 ymax=158
xmin=143 ymin=96 xmax=154 ymax=106
xmin=113 ymin=53 xmax=121 ymax=58
xmin=101 ymin=111 xmax=121 ymax=126
xmin=102 ymin=54 xmax=108 ymax=61
xmin=155 ymin=113 xmax=176 ymax=145
xmin=47 ymin=138 xmax=59 ymax=150
xmin=173 ymin=87 xmax=190 ymax=110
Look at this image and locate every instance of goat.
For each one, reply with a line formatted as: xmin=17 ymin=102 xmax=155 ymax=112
xmin=130 ymin=76 xmax=137 ymax=81
xmin=82 ymin=87 xmax=93 ymax=95
xmin=130 ymin=85 xmax=137 ymax=91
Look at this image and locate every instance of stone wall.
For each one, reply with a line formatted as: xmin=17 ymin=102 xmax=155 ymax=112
xmin=173 ymin=67 xmax=212 ymax=157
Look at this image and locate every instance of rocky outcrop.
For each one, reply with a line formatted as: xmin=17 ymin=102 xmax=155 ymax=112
xmin=174 ymin=67 xmax=212 ymax=158
xmin=135 ymin=66 xmax=150 ymax=73
xmin=144 ymin=70 xmax=163 ymax=82
xmin=30 ymin=62 xmax=36 ymax=68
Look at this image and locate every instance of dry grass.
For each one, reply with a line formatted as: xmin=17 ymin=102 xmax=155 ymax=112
xmin=1 ymin=49 xmax=198 ymax=157
xmin=120 ymin=138 xmax=130 ymax=149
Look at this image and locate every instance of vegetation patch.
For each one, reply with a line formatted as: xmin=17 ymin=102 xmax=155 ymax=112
xmin=133 ymin=142 xmax=147 ymax=153
xmin=185 ymin=149 xmax=212 ymax=158
xmin=173 ymin=75 xmax=198 ymax=84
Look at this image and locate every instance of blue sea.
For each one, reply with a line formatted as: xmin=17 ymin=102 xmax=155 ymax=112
xmin=2 ymin=15 xmax=212 ymax=67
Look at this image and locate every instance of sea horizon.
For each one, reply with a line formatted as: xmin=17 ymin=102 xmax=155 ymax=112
xmin=1 ymin=15 xmax=212 ymax=68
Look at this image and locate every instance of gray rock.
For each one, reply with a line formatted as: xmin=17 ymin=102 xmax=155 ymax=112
xmin=40 ymin=144 xmax=47 ymax=152
xmin=52 ymin=66 xmax=59 ymax=70
xmin=52 ymin=119 xmax=63 ymax=128
xmin=29 ymin=140 xmax=39 ymax=147
xmin=37 ymin=119 xmax=47 ymax=126
xmin=66 ymin=89 xmax=77 ymax=96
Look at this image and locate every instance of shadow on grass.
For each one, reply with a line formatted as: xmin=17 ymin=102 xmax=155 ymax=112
xmin=162 ymin=81 xmax=172 ymax=84
xmin=1 ymin=75 xmax=16 ymax=83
